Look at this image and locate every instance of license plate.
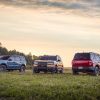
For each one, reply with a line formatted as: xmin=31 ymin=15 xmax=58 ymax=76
xmin=78 ymin=67 xmax=83 ymax=69
xmin=41 ymin=65 xmax=46 ymax=67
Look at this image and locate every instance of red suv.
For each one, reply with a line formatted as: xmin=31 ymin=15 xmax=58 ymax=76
xmin=72 ymin=52 xmax=100 ymax=76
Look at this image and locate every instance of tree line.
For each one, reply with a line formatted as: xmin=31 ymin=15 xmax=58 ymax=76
xmin=0 ymin=42 xmax=39 ymax=66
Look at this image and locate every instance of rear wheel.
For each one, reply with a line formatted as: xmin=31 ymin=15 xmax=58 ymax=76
xmin=0 ymin=65 xmax=6 ymax=72
xmin=93 ymin=67 xmax=99 ymax=76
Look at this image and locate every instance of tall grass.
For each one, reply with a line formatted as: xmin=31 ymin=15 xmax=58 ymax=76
xmin=0 ymin=71 xmax=100 ymax=100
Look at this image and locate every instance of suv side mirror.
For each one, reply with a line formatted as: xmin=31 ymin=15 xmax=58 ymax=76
xmin=58 ymin=60 xmax=61 ymax=62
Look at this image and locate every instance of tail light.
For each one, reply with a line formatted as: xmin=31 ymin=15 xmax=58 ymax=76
xmin=72 ymin=60 xmax=93 ymax=66
xmin=88 ymin=60 xmax=93 ymax=66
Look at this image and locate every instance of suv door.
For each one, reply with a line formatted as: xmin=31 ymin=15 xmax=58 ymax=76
xmin=7 ymin=56 xmax=16 ymax=69
xmin=7 ymin=56 xmax=21 ymax=69
xmin=14 ymin=56 xmax=21 ymax=69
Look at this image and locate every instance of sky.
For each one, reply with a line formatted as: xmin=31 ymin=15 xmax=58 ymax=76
xmin=0 ymin=0 xmax=100 ymax=67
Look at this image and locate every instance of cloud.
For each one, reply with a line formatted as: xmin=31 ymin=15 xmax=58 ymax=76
xmin=42 ymin=0 xmax=100 ymax=16
xmin=0 ymin=0 xmax=100 ymax=17
xmin=0 ymin=0 xmax=99 ymax=9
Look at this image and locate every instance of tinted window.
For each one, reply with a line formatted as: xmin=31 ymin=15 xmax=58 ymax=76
xmin=74 ymin=53 xmax=90 ymax=60
xmin=0 ymin=56 xmax=10 ymax=60
xmin=40 ymin=56 xmax=57 ymax=60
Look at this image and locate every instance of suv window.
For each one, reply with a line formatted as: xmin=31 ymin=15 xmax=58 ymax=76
xmin=14 ymin=56 xmax=20 ymax=61
xmin=0 ymin=56 xmax=10 ymax=60
xmin=40 ymin=56 xmax=57 ymax=60
xmin=20 ymin=56 xmax=25 ymax=61
xmin=95 ymin=54 xmax=100 ymax=61
xmin=74 ymin=53 xmax=90 ymax=60
xmin=9 ymin=56 xmax=15 ymax=61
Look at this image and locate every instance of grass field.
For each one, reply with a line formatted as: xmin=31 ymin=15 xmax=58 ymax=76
xmin=0 ymin=70 xmax=100 ymax=100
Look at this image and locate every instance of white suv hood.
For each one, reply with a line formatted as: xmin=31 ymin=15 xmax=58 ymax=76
xmin=34 ymin=60 xmax=57 ymax=64
xmin=35 ymin=60 xmax=55 ymax=62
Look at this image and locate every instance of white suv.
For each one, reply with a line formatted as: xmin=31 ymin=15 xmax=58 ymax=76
xmin=33 ymin=55 xmax=64 ymax=73
xmin=0 ymin=55 xmax=27 ymax=72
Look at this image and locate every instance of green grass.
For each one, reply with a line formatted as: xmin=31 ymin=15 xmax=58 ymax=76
xmin=0 ymin=70 xmax=100 ymax=100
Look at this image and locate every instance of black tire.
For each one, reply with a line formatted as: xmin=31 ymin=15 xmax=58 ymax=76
xmin=93 ymin=67 xmax=99 ymax=76
xmin=73 ymin=70 xmax=79 ymax=75
xmin=59 ymin=68 xmax=63 ymax=74
xmin=55 ymin=67 xmax=58 ymax=73
xmin=51 ymin=68 xmax=56 ymax=74
xmin=33 ymin=68 xmax=40 ymax=73
xmin=19 ymin=65 xmax=26 ymax=72
xmin=0 ymin=65 xmax=6 ymax=72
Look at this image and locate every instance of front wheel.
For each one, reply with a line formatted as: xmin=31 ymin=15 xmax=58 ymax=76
xmin=34 ymin=70 xmax=40 ymax=73
xmin=51 ymin=67 xmax=57 ymax=74
xmin=59 ymin=68 xmax=64 ymax=74
xmin=55 ymin=67 xmax=58 ymax=73
xmin=19 ymin=66 xmax=26 ymax=72
xmin=33 ymin=68 xmax=40 ymax=73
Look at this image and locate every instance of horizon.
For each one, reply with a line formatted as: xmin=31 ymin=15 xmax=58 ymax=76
xmin=0 ymin=0 xmax=100 ymax=67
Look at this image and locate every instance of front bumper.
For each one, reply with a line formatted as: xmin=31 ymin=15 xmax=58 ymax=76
xmin=34 ymin=66 xmax=56 ymax=72
xmin=72 ymin=67 xmax=95 ymax=73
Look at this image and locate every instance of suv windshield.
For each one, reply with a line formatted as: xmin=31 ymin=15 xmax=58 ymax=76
xmin=40 ymin=56 xmax=57 ymax=60
xmin=74 ymin=53 xmax=90 ymax=60
xmin=0 ymin=56 xmax=10 ymax=60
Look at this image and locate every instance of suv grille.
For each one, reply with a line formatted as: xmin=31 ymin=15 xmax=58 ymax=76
xmin=38 ymin=62 xmax=47 ymax=67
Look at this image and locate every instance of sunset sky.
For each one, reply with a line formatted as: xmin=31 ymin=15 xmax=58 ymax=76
xmin=0 ymin=0 xmax=100 ymax=67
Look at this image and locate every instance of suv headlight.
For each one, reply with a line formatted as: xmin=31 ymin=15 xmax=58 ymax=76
xmin=34 ymin=62 xmax=38 ymax=65
xmin=48 ymin=62 xmax=54 ymax=65
xmin=34 ymin=62 xmax=38 ymax=66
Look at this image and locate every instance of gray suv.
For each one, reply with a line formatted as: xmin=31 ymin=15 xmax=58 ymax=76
xmin=0 ymin=55 xmax=27 ymax=72
xmin=33 ymin=55 xmax=64 ymax=73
